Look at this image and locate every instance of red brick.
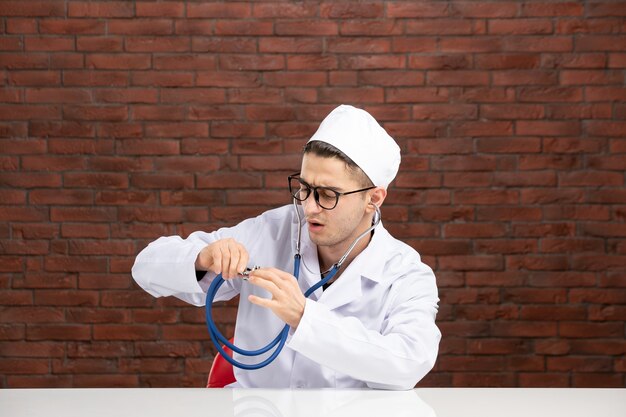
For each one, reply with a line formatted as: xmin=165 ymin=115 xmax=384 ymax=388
xmin=93 ymin=325 xmax=157 ymax=341
xmin=221 ymin=54 xmax=285 ymax=71
xmin=133 ymin=309 xmax=178 ymax=324
xmin=341 ymin=55 xmax=405 ymax=70
xmin=507 ymin=356 xmax=545 ymax=372
xmin=413 ymin=104 xmax=477 ymax=120
xmin=108 ymin=19 xmax=173 ymax=35
xmin=275 ymin=20 xmax=338 ymax=36
xmin=520 ymin=189 xmax=583 ymax=205
xmin=519 ymin=86 xmax=583 ymax=102
xmin=25 ymin=36 xmax=74 ymax=52
xmin=68 ymin=1 xmax=133 ymax=17
xmin=529 ymin=272 xmax=597 ymax=287
xmin=560 ymin=171 xmax=623 ymax=187
xmin=128 ymin=71 xmax=193 ymax=87
xmin=86 ymin=53 xmax=151 ymax=70
xmin=0 ymin=358 xmax=49 ymax=374
xmin=161 ymin=324 xmax=208 ymax=340
xmin=453 ymin=373 xmax=516 ymax=387
xmin=54 ymin=53 xmax=87 ymax=69
xmin=328 ymin=38 xmax=391 ymax=54
xmin=572 ymin=254 xmax=626 ymax=271
xmin=258 ymin=37 xmax=321 ymax=54
xmin=493 ymin=70 xmax=557 ymax=86
xmin=587 ymin=121 xmax=626 ymax=137
xmin=322 ymin=2 xmax=383 ymax=18
xmin=387 ymin=2 xmax=449 ymax=18
xmin=229 ymin=88 xmax=282 ymax=104
xmin=340 ymin=20 xmax=403 ymax=36
xmin=318 ymin=87 xmax=384 ymax=104
xmin=187 ymin=2 xmax=250 ymax=18
xmin=609 ymin=53 xmax=626 ymax=68
xmin=0 ymin=189 xmax=26 ymax=204
xmin=577 ymin=35 xmax=626 ymax=52
xmin=587 ymin=2 xmax=626 ymax=17
xmin=519 ymin=373 xmax=569 ymax=387
xmin=493 ymin=322 xmax=557 ymax=337
xmin=387 ymin=87 xmax=448 ymax=103
xmin=242 ymin=105 xmax=294 ymax=122
xmin=215 ymin=21 xmax=273 ymax=36
xmin=27 ymin=325 xmax=91 ymax=341
xmin=520 ymin=306 xmax=586 ymax=321
xmin=5 ymin=18 xmax=38 ymax=34
xmin=572 ymin=373 xmax=625 ymax=388
xmin=571 ymin=339 xmax=626 ymax=356
xmin=562 ymin=70 xmax=624 ymax=85
xmin=63 ymin=70 xmax=128 ymax=86
xmin=73 ymin=374 xmax=138 ymax=387
xmin=252 ymin=2 xmax=317 ymax=18
xmin=450 ymin=121 xmax=513 ymax=137
xmin=391 ymin=37 xmax=438 ymax=53
xmin=440 ymin=37 xmax=503 ymax=53
xmin=558 ymin=20 xmax=620 ymax=41
xmin=489 ymin=19 xmax=553 ymax=35
xmin=136 ymin=2 xmax=184 ymax=17
xmin=559 ymin=322 xmax=623 ymax=339
xmin=522 ymin=2 xmax=583 ymax=17
xmin=193 ymin=37 xmax=256 ymax=53
xmin=117 ymin=139 xmax=179 ymax=156
xmin=570 ymin=288 xmax=626 ymax=304
xmin=430 ymin=70 xmax=491 ymax=86
xmin=544 ymin=53 xmax=607 ymax=69
xmin=77 ymin=36 xmax=123 ymax=52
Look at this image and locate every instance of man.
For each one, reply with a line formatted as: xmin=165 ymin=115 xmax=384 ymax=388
xmin=132 ymin=104 xmax=441 ymax=390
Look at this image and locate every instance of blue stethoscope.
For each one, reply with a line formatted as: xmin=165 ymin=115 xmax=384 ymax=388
xmin=205 ymin=200 xmax=382 ymax=370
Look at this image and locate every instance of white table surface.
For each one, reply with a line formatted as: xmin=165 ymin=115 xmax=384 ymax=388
xmin=2 ymin=388 xmax=625 ymax=417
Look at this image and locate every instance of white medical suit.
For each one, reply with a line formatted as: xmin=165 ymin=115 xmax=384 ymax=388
xmin=132 ymin=205 xmax=441 ymax=390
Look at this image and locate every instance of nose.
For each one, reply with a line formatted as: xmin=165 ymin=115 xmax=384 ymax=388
xmin=301 ymin=192 xmax=322 ymax=215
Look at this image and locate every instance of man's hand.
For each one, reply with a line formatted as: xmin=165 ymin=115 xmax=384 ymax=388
xmin=247 ymin=268 xmax=306 ymax=329
xmin=195 ymin=238 xmax=249 ymax=279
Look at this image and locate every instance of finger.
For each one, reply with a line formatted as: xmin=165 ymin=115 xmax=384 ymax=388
xmin=247 ymin=274 xmax=281 ymax=295
xmin=220 ymin=244 xmax=232 ymax=279
xmin=237 ymin=245 xmax=249 ymax=275
xmin=250 ymin=268 xmax=294 ymax=288
xmin=227 ymin=241 xmax=240 ymax=279
xmin=211 ymin=251 xmax=222 ymax=276
xmin=248 ymin=294 xmax=274 ymax=309
xmin=249 ymin=269 xmax=283 ymax=290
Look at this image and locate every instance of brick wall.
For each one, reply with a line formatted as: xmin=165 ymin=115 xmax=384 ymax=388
xmin=1 ymin=1 xmax=625 ymax=388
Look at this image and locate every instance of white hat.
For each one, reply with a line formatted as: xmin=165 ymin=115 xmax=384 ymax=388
xmin=307 ymin=104 xmax=401 ymax=188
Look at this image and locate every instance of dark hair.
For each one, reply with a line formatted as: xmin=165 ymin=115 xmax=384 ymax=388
xmin=303 ymin=140 xmax=374 ymax=188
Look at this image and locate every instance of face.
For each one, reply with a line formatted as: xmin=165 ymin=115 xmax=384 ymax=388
xmin=298 ymin=153 xmax=371 ymax=250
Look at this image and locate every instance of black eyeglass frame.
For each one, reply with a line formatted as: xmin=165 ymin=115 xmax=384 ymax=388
xmin=287 ymin=172 xmax=376 ymax=210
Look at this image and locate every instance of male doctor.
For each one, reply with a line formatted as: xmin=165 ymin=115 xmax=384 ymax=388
xmin=132 ymin=104 xmax=441 ymax=390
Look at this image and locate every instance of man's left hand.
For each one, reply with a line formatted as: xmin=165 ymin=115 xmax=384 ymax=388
xmin=246 ymin=268 xmax=306 ymax=329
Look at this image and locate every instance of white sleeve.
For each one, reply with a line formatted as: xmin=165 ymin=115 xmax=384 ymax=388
xmin=287 ymin=268 xmax=441 ymax=390
xmin=131 ymin=220 xmax=259 ymax=306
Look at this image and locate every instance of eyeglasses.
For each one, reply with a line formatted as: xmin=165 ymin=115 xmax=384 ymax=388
xmin=287 ymin=173 xmax=376 ymax=210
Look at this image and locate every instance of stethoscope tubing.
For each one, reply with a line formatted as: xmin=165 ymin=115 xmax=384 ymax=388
xmin=204 ymin=201 xmax=380 ymax=370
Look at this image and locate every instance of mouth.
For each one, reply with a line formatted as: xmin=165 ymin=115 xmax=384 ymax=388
xmin=307 ymin=220 xmax=325 ymax=232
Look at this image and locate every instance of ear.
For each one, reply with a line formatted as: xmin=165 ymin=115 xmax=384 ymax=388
xmin=366 ymin=187 xmax=387 ymax=213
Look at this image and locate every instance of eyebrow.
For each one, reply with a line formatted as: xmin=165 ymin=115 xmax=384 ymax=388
xmin=299 ymin=176 xmax=343 ymax=192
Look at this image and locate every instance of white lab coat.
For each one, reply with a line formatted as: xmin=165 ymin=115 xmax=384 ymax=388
xmin=132 ymin=205 xmax=441 ymax=390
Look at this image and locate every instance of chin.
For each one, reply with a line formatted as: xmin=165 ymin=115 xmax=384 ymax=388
xmin=308 ymin=233 xmax=332 ymax=247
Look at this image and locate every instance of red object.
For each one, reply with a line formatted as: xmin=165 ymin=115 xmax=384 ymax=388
xmin=206 ymin=339 xmax=236 ymax=388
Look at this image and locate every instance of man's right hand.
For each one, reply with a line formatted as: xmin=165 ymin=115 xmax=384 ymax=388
xmin=195 ymin=238 xmax=250 ymax=279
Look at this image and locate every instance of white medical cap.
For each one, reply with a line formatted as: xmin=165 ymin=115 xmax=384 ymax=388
xmin=307 ymin=104 xmax=401 ymax=188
